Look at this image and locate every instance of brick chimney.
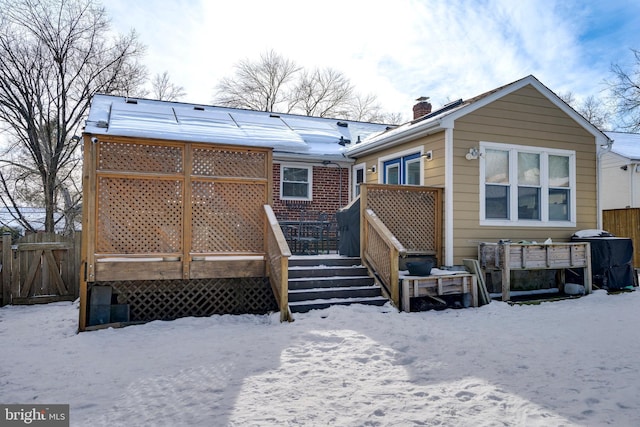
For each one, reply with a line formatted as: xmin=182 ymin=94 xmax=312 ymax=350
xmin=413 ymin=96 xmax=432 ymax=119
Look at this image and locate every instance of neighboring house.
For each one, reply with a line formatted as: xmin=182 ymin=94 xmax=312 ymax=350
xmin=600 ymin=131 xmax=640 ymax=210
xmin=347 ymin=75 xmax=611 ymax=266
xmin=0 ymin=207 xmax=65 ymax=234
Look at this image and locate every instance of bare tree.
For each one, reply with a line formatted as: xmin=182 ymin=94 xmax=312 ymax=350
xmin=0 ymin=0 xmax=147 ymax=234
xmin=214 ymin=50 xmax=300 ymax=112
xmin=213 ymin=50 xmax=397 ymax=122
xmin=291 ymin=68 xmax=353 ymax=117
xmin=151 ymin=71 xmax=186 ymax=101
xmin=559 ymin=91 xmax=612 ymax=131
xmin=609 ymin=48 xmax=640 ymax=131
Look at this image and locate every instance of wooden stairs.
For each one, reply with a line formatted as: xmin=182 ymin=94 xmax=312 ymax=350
xmin=287 ymin=255 xmax=388 ymax=313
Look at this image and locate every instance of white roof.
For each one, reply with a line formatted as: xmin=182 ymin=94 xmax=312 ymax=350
xmin=0 ymin=207 xmax=65 ymax=233
xmin=605 ymin=131 xmax=640 ymax=160
xmin=84 ymin=94 xmax=390 ymax=162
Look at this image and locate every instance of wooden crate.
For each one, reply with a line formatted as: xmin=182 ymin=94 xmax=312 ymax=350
xmin=401 ymin=273 xmax=477 ymax=312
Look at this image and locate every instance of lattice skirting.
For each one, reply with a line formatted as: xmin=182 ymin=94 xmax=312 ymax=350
xmin=94 ymin=278 xmax=277 ymax=322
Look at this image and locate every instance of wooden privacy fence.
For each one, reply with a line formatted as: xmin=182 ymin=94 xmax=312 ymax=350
xmin=603 ymin=208 xmax=640 ymax=268
xmin=360 ymin=184 xmax=443 ymax=307
xmin=1 ymin=232 xmax=81 ymax=306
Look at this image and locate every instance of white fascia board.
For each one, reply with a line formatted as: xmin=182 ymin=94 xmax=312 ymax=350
xmin=273 ymin=152 xmax=354 ymax=166
xmin=346 ymin=120 xmax=443 ymax=157
xmin=443 ymin=75 xmax=611 ymax=146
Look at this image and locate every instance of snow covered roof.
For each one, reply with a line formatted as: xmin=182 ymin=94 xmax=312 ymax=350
xmin=347 ymin=75 xmax=611 ymax=156
xmin=84 ymin=94 xmax=390 ymax=162
xmin=0 ymin=207 xmax=65 ymax=233
xmin=605 ymin=131 xmax=640 ymax=160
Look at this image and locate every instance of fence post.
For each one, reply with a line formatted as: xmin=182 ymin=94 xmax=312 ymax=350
xmin=2 ymin=232 xmax=11 ymax=306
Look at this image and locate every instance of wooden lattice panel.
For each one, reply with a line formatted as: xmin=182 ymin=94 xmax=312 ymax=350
xmin=191 ymin=181 xmax=265 ymax=253
xmin=97 ymin=177 xmax=183 ymax=254
xmin=366 ymin=187 xmax=439 ymax=253
xmin=98 ymin=141 xmax=183 ymax=174
xmin=106 ymin=278 xmax=277 ymax=321
xmin=192 ymin=147 xmax=267 ymax=178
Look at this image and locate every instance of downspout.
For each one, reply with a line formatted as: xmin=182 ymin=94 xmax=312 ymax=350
xmin=631 ymin=163 xmax=638 ymax=208
xmin=322 ymin=160 xmax=343 ymax=208
xmin=596 ymin=138 xmax=612 ymax=229
xmin=444 ymin=126 xmax=454 ymax=266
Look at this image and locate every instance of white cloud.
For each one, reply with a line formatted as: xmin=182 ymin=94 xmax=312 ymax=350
xmin=105 ymin=0 xmax=639 ymax=118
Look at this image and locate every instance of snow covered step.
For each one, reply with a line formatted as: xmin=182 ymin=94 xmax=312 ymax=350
xmin=288 ymin=255 xmax=362 ymax=268
xmin=289 ymin=285 xmax=383 ymax=302
xmin=286 ymin=255 xmax=388 ymax=314
xmin=288 ymin=265 xmax=369 ymax=279
xmin=288 ymin=275 xmax=375 ymax=290
xmin=288 ymin=296 xmax=389 ymax=313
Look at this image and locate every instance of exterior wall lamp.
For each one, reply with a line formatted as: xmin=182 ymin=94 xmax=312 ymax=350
xmin=367 ymin=165 xmax=376 ymax=173
xmin=465 ymin=147 xmax=482 ymax=160
xmin=421 ymin=150 xmax=433 ymax=161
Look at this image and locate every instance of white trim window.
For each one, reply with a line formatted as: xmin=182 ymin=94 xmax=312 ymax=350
xmin=280 ymin=164 xmax=313 ymax=201
xmin=379 ymin=148 xmax=423 ymax=185
xmin=479 ymin=142 xmax=576 ymax=226
xmin=353 ymin=164 xmax=365 ymax=197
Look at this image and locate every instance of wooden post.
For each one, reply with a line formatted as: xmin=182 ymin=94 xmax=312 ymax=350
xmin=359 ymin=184 xmax=368 ymax=261
xmin=182 ymin=144 xmax=192 ymax=280
xmin=2 ymin=233 xmax=11 ymax=306
xmin=389 ymin=245 xmax=399 ymax=307
xmin=584 ymin=242 xmax=593 ymax=294
xmin=79 ymin=135 xmax=95 ymax=332
xmin=279 ymin=255 xmax=289 ymax=322
xmin=501 ymin=243 xmax=511 ymax=301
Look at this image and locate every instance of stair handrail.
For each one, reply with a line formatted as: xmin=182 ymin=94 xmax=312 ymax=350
xmin=264 ymin=205 xmax=292 ymax=321
xmin=362 ymin=208 xmax=406 ymax=307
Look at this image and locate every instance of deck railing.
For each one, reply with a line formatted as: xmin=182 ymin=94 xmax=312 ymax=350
xmin=362 ymin=208 xmax=407 ymax=307
xmin=359 ymin=184 xmax=443 ymax=309
xmin=264 ymin=205 xmax=292 ymax=321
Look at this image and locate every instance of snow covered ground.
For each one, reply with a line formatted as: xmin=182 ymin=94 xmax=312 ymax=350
xmin=1 ymin=290 xmax=640 ymax=426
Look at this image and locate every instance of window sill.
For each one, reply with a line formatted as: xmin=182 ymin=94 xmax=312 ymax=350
xmin=480 ymin=219 xmax=576 ymax=228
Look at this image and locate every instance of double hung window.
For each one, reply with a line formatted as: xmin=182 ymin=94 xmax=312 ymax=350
xmin=281 ymin=165 xmax=312 ymax=200
xmin=481 ymin=143 xmax=574 ymax=225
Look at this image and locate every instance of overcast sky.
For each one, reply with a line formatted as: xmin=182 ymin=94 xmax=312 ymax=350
xmin=105 ymin=0 xmax=640 ymax=120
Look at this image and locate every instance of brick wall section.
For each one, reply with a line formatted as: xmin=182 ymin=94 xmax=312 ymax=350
xmin=272 ymin=163 xmax=350 ymax=220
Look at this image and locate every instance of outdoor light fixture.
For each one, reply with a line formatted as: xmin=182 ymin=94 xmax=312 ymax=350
xmin=465 ymin=147 xmax=482 ymax=160
xmin=422 ymin=150 xmax=433 ymax=161
xmin=367 ymin=165 xmax=377 ymax=173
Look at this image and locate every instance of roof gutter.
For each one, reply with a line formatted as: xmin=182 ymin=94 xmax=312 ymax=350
xmin=273 ymin=151 xmax=355 ymax=165
xmin=346 ymin=119 xmax=443 ymax=157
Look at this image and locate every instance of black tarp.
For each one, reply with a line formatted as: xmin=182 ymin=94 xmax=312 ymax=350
xmin=337 ymin=198 xmax=360 ymax=257
xmin=571 ymin=236 xmax=636 ymax=290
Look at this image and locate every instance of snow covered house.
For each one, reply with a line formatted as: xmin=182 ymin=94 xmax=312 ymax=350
xmin=348 ymin=75 xmax=611 ymax=266
xmin=598 ymin=131 xmax=640 ymax=268
xmin=79 ymin=94 xmax=388 ymax=329
xmin=600 ymin=131 xmax=640 ymax=210
xmin=79 ymin=75 xmax=610 ymax=329
xmin=0 ymin=207 xmax=65 ymax=234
